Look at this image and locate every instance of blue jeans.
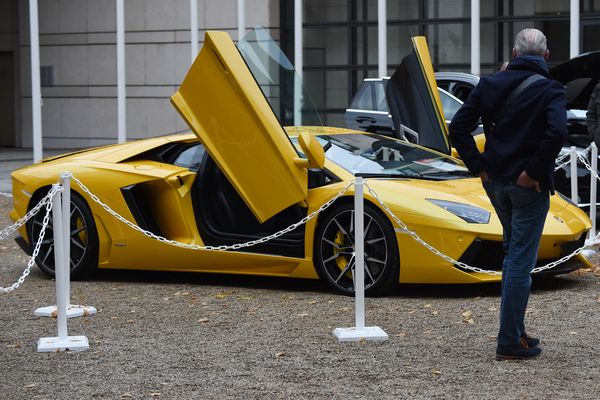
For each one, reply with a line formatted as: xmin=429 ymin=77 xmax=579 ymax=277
xmin=483 ymin=179 xmax=549 ymax=347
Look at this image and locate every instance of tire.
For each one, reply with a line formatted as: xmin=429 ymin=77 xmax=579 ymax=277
xmin=314 ymin=202 xmax=399 ymax=296
xmin=28 ymin=191 xmax=99 ymax=279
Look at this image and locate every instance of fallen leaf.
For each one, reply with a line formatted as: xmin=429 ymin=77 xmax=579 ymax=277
xmin=569 ymin=331 xmax=578 ymax=335
xmin=431 ymin=311 xmax=439 ymax=316
xmin=121 ymin=394 xmax=133 ymax=399
xmin=275 ymin=352 xmax=285 ymax=357
xmin=126 ymin=320 xmax=134 ymax=324
xmin=163 ymin=297 xmax=171 ymax=301
xmin=488 ymin=307 xmax=498 ymax=311
xmin=432 ymin=369 xmax=442 ymax=375
xmin=297 ymin=312 xmax=309 ymax=317
xmin=180 ymin=291 xmax=190 ymax=296
xmin=424 ymin=303 xmax=432 ymax=308
xmin=24 ymin=384 xmax=37 ymax=389
xmin=198 ymin=318 xmax=209 ymax=323
xmin=308 ymin=300 xmax=318 ymax=305
xmin=149 ymin=393 xmax=161 ymax=398
xmin=462 ymin=310 xmax=473 ymax=318
xmin=408 ymin=309 xmax=416 ymax=314
xmin=395 ymin=332 xmax=407 ymax=337
xmin=436 ymin=336 xmax=444 ymax=340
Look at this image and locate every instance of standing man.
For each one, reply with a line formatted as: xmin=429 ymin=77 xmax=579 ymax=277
xmin=449 ymin=28 xmax=567 ymax=361
xmin=586 ymin=81 xmax=600 ymax=148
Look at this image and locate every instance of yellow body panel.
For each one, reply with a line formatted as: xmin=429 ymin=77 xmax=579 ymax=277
xmin=170 ymin=31 xmax=307 ymax=223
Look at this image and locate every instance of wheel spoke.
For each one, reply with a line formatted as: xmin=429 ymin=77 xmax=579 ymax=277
xmin=322 ymin=238 xmax=352 ymax=250
xmin=323 ymin=253 xmax=341 ymax=263
xmin=41 ymin=245 xmax=53 ymax=264
xmin=332 ymin=217 xmax=354 ymax=246
xmin=366 ymin=256 xmax=386 ymax=265
xmin=71 ymin=226 xmax=86 ymax=236
xmin=364 ymin=217 xmax=373 ymax=237
xmin=366 ymin=236 xmax=385 ymax=245
xmin=41 ymin=238 xmax=54 ymax=245
xmin=364 ymin=261 xmax=376 ymax=284
xmin=334 ymin=256 xmax=355 ymax=284
xmin=71 ymin=239 xmax=86 ymax=251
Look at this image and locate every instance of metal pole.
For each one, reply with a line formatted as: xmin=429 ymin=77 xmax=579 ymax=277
xmin=471 ymin=0 xmax=480 ymax=76
xmin=29 ymin=0 xmax=42 ymax=162
xmin=61 ymin=173 xmax=71 ymax=307
xmin=570 ymin=146 xmax=578 ymax=205
xmin=354 ymin=177 xmax=365 ymax=330
xmin=237 ymin=0 xmax=245 ymax=42
xmin=51 ymin=184 xmax=68 ymax=341
xmin=570 ymin=0 xmax=580 ymax=58
xmin=591 ymin=144 xmax=597 ymax=238
xmin=377 ymin=0 xmax=387 ymax=78
xmin=116 ymin=0 xmax=126 ymax=144
xmin=190 ymin=0 xmax=198 ymax=62
xmin=294 ymin=0 xmax=303 ymax=126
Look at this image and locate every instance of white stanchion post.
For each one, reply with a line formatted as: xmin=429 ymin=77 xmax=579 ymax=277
xmin=38 ymin=184 xmax=89 ymax=352
xmin=570 ymin=146 xmax=578 ymax=205
xmin=590 ymin=143 xmax=597 ymax=239
xmin=35 ymin=173 xmax=97 ymax=318
xmin=333 ymin=178 xmax=388 ymax=342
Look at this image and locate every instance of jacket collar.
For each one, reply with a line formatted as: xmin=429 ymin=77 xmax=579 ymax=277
xmin=507 ymin=55 xmax=550 ymax=77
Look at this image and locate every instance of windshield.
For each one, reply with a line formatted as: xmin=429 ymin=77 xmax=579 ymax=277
xmin=237 ymin=28 xmax=322 ymax=127
xmin=294 ymin=133 xmax=471 ymax=180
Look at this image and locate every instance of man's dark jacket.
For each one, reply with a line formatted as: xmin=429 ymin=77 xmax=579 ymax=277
xmin=448 ymin=56 xmax=567 ymax=191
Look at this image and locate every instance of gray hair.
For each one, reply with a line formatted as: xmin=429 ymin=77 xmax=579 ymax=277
xmin=514 ymin=28 xmax=547 ymax=56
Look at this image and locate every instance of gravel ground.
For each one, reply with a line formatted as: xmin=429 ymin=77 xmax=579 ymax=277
xmin=1 ymin=196 xmax=599 ymax=400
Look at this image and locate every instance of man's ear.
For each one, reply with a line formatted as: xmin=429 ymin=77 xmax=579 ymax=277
xmin=544 ymin=49 xmax=550 ymax=61
xmin=512 ymin=48 xmax=517 ymax=59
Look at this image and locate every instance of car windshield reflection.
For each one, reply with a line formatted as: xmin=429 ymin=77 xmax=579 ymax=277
xmin=294 ymin=133 xmax=472 ymax=180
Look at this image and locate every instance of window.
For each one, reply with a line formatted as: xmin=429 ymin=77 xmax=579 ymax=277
xmin=350 ymin=83 xmax=374 ymax=110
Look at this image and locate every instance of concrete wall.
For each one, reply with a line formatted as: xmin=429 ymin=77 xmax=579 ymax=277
xmin=18 ymin=0 xmax=279 ymax=149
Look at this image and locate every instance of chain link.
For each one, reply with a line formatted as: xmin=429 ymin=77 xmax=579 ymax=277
xmin=0 ymin=187 xmax=58 ymax=294
xmin=364 ymin=181 xmax=597 ymax=276
xmin=72 ymin=175 xmax=354 ymax=252
xmin=0 ymin=192 xmax=12 ymax=198
xmin=0 ymin=188 xmax=56 ymax=241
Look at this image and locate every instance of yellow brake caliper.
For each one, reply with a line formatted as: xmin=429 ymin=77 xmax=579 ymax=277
xmin=333 ymin=231 xmax=352 ymax=278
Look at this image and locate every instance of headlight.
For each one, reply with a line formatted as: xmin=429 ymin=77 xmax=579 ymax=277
xmin=427 ymin=199 xmax=491 ymax=224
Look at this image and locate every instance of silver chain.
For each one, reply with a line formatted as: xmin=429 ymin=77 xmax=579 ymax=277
xmin=364 ymin=181 xmax=597 ymax=276
xmin=0 ymin=192 xmax=12 ymax=198
xmin=0 ymin=187 xmax=58 ymax=294
xmin=72 ymin=175 xmax=354 ymax=251
xmin=0 ymin=188 xmax=57 ymax=241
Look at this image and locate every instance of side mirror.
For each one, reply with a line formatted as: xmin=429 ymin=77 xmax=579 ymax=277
xmin=294 ymin=131 xmax=325 ymax=169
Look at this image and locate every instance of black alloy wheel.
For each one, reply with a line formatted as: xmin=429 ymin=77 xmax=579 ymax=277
xmin=28 ymin=191 xmax=99 ymax=279
xmin=315 ymin=203 xmax=399 ymax=296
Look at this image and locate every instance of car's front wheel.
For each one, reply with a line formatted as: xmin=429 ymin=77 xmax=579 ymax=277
xmin=315 ymin=202 xmax=399 ymax=296
xmin=28 ymin=191 xmax=99 ymax=279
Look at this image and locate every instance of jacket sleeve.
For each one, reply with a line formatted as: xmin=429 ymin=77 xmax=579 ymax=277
xmin=448 ymin=84 xmax=485 ymax=175
xmin=524 ymin=81 xmax=567 ymax=181
xmin=587 ymin=84 xmax=600 ymax=145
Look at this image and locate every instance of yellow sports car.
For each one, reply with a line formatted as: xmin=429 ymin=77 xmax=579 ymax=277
xmin=9 ymin=29 xmax=592 ymax=296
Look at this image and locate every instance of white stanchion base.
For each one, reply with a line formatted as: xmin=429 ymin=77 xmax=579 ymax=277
xmin=332 ymin=326 xmax=389 ymax=342
xmin=37 ymin=335 xmax=89 ymax=352
xmin=34 ymin=305 xmax=97 ymax=318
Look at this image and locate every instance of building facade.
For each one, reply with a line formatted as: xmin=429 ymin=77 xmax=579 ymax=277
xmin=1 ymin=0 xmax=599 ymax=150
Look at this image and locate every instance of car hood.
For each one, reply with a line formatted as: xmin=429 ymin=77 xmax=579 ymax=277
xmin=551 ymin=51 xmax=600 ymax=109
xmin=385 ymin=37 xmax=450 ymax=155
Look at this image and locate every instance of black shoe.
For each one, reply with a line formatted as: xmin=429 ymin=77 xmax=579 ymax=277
xmin=496 ymin=339 xmax=542 ymax=361
xmin=521 ymin=333 xmax=540 ymax=348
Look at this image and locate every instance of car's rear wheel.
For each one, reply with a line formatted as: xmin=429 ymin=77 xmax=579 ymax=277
xmin=315 ymin=202 xmax=399 ymax=296
xmin=28 ymin=191 xmax=98 ymax=279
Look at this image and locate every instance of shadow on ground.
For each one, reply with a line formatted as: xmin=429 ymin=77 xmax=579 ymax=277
xmin=62 ymin=267 xmax=589 ymax=300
